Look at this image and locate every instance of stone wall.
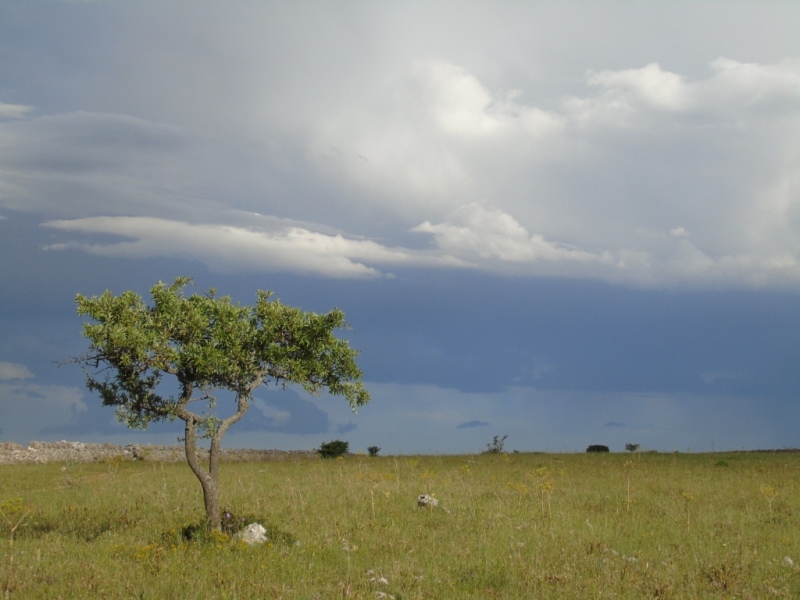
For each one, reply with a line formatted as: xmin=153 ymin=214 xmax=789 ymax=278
xmin=0 ymin=441 xmax=318 ymax=464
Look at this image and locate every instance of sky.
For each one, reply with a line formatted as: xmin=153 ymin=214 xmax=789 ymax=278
xmin=1 ymin=0 xmax=799 ymax=455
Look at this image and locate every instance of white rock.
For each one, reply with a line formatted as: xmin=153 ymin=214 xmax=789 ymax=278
xmin=234 ymin=523 xmax=268 ymax=545
xmin=417 ymin=494 xmax=438 ymax=508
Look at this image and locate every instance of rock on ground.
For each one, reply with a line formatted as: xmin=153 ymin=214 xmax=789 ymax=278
xmin=417 ymin=494 xmax=439 ymax=508
xmin=0 ymin=441 xmax=318 ymax=464
xmin=234 ymin=523 xmax=268 ymax=545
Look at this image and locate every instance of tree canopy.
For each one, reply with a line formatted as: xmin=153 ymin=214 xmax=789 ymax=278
xmin=75 ymin=277 xmax=369 ymax=529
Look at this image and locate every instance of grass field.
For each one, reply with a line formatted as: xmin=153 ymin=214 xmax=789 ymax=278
xmin=2 ymin=451 xmax=799 ymax=598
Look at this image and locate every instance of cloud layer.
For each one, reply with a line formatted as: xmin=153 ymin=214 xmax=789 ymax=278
xmin=1 ymin=1 xmax=798 ymax=453
xmin=2 ymin=53 xmax=797 ymax=288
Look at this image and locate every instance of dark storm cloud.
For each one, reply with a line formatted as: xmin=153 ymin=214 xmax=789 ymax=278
xmin=456 ymin=420 xmax=490 ymax=429
xmin=40 ymin=388 xmax=332 ymax=437
xmin=1 ymin=0 xmax=798 ymax=453
xmin=341 ymin=271 xmax=800 ymax=399
xmin=246 ymin=389 xmax=331 ymax=435
xmin=40 ymin=399 xmax=133 ymax=437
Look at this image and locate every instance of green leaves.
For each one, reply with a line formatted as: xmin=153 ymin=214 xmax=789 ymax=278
xmin=74 ymin=276 xmax=371 ymax=531
xmin=75 ymin=277 xmax=370 ymax=429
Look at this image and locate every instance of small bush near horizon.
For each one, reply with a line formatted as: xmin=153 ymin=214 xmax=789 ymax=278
xmin=318 ymin=439 xmax=349 ymax=458
xmin=482 ymin=434 xmax=509 ymax=454
xmin=586 ymin=444 xmax=610 ymax=453
xmin=367 ymin=446 xmax=381 ymax=457
xmin=625 ymin=443 xmax=640 ymax=452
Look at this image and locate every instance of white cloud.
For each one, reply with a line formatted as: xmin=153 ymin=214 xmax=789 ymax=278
xmin=309 ymin=58 xmax=564 ymax=219
xmin=413 ymin=203 xmax=608 ymax=265
xmin=2 ymin=30 xmax=797 ymax=290
xmin=41 ymin=215 xmax=456 ymax=278
xmin=702 ymin=58 xmax=800 ymax=116
xmin=37 ymin=193 xmax=800 ymax=287
xmin=586 ymin=63 xmax=690 ymax=112
xmin=0 ymin=102 xmax=35 ymax=119
xmin=0 ymin=362 xmax=34 ymax=380
xmin=412 ymin=202 xmax=800 ymax=287
xmin=573 ymin=58 xmax=800 ymax=124
xmin=669 ymin=227 xmax=689 ymax=238
xmin=412 ymin=60 xmax=502 ymax=137
xmin=308 ymin=57 xmax=799 ymax=287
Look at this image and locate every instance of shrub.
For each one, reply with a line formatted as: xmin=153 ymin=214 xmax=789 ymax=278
xmin=367 ymin=446 xmax=381 ymax=457
xmin=318 ymin=439 xmax=349 ymax=459
xmin=625 ymin=443 xmax=640 ymax=452
xmin=483 ymin=434 xmax=509 ymax=454
xmin=586 ymin=444 xmax=610 ymax=453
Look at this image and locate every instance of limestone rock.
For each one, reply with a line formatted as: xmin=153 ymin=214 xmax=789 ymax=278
xmin=234 ymin=523 xmax=268 ymax=546
xmin=417 ymin=494 xmax=439 ymax=508
xmin=0 ymin=442 xmax=319 ymax=464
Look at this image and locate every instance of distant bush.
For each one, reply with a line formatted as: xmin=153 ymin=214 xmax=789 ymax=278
xmin=625 ymin=443 xmax=640 ymax=452
xmin=586 ymin=445 xmax=610 ymax=453
xmin=318 ymin=440 xmax=349 ymax=459
xmin=367 ymin=446 xmax=381 ymax=457
xmin=482 ymin=434 xmax=509 ymax=454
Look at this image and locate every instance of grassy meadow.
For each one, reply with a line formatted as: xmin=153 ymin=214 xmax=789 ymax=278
xmin=2 ymin=450 xmax=799 ymax=598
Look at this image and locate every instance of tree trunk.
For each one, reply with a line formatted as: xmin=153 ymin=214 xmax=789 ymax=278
xmin=209 ymin=393 xmax=250 ymax=484
xmin=180 ymin=392 xmax=251 ymax=532
xmin=182 ymin=417 xmax=221 ymax=531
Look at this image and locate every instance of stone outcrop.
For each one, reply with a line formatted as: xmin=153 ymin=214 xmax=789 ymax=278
xmin=234 ymin=523 xmax=268 ymax=546
xmin=0 ymin=441 xmax=318 ymax=464
xmin=417 ymin=494 xmax=439 ymax=508
xmin=417 ymin=493 xmax=450 ymax=513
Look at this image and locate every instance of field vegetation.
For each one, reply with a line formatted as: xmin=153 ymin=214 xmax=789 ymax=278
xmin=2 ymin=450 xmax=799 ymax=598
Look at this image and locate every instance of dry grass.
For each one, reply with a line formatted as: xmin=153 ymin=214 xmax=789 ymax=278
xmin=2 ymin=451 xmax=799 ymax=598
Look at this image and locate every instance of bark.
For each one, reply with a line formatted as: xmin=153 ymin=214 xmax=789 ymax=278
xmin=176 ymin=383 xmax=222 ymax=531
xmin=180 ymin=391 xmax=251 ymax=532
xmin=207 ymin=393 xmax=250 ymax=502
xmin=182 ymin=416 xmax=221 ymax=531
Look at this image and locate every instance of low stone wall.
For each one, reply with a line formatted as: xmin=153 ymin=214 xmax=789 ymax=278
xmin=0 ymin=441 xmax=318 ymax=464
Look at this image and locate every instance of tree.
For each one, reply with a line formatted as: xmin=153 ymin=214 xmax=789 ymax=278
xmin=586 ymin=444 xmax=610 ymax=453
xmin=73 ymin=277 xmax=369 ymax=531
xmin=482 ymin=434 xmax=509 ymax=454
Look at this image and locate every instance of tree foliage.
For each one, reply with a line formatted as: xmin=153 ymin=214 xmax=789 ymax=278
xmin=586 ymin=444 xmax=610 ymax=453
xmin=317 ymin=439 xmax=349 ymax=459
xmin=74 ymin=277 xmax=369 ymax=529
xmin=482 ymin=434 xmax=509 ymax=454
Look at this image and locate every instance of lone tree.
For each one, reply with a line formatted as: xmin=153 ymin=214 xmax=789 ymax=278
xmin=73 ymin=277 xmax=369 ymax=530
